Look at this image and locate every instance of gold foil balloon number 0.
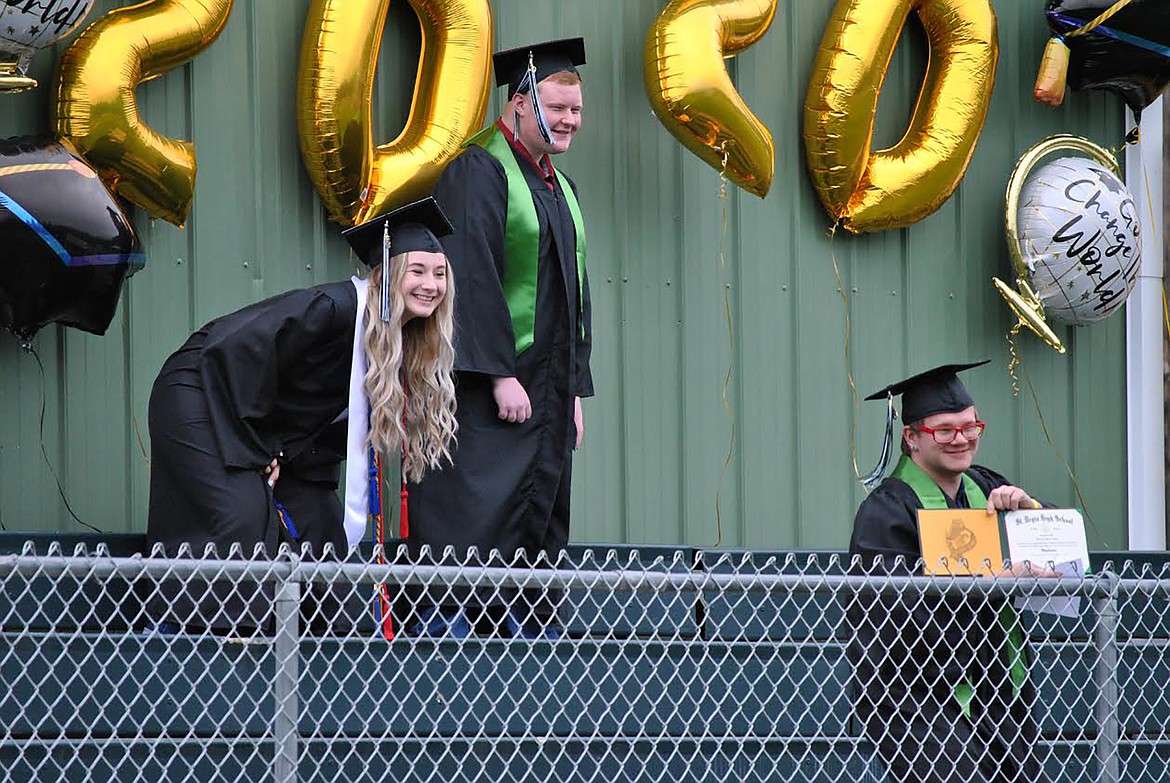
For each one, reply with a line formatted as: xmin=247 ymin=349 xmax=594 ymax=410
xmin=298 ymin=0 xmax=491 ymax=227
xmin=804 ymin=0 xmax=998 ymax=233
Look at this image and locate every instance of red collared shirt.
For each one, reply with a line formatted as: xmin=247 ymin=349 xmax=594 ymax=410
xmin=496 ymin=118 xmax=556 ymax=192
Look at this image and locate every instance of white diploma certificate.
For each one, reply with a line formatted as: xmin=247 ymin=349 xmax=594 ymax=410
xmin=1003 ymin=508 xmax=1090 ymax=617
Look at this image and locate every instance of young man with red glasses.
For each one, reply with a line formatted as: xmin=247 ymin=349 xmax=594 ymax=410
xmin=848 ymin=360 xmax=1053 ymax=783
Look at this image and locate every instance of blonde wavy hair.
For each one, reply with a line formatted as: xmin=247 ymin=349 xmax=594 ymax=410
xmin=362 ymin=253 xmax=457 ymax=481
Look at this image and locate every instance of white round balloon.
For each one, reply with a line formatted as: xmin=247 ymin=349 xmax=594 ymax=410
xmin=1015 ymin=156 xmax=1141 ymax=326
xmin=0 ymin=1 xmax=96 ymax=73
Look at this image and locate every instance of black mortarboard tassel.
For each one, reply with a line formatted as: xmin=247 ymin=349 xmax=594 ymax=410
xmin=859 ymin=393 xmax=898 ymax=491
xmin=859 ymin=360 xmax=990 ymax=488
xmin=380 ymin=221 xmax=390 ymax=322
xmin=341 ymin=196 xmax=454 ymax=322
xmin=513 ymin=51 xmax=553 ymax=146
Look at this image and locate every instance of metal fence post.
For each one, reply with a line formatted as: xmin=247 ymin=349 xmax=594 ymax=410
xmin=274 ymin=566 xmax=301 ymax=783
xmin=1092 ymin=573 xmax=1120 ymax=783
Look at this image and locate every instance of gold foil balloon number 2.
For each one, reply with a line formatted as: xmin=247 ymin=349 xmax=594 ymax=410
xmin=645 ymin=0 xmax=997 ymax=230
xmin=645 ymin=0 xmax=779 ymax=198
xmin=53 ymin=0 xmax=234 ymax=227
xmin=52 ymin=0 xmax=490 ymax=228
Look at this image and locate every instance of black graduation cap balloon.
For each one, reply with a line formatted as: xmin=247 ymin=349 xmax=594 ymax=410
xmin=0 ymin=136 xmax=144 ymax=344
xmin=1045 ymin=0 xmax=1170 ymax=119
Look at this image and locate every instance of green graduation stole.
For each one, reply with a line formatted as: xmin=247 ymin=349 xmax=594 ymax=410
xmin=891 ymin=455 xmax=1028 ymax=717
xmin=465 ymin=124 xmax=587 ymax=355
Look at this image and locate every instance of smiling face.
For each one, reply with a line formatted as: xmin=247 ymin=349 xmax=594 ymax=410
xmin=905 ymin=405 xmax=982 ymax=484
xmin=514 ymin=77 xmax=583 ymax=157
xmin=398 ymin=250 xmax=448 ymax=323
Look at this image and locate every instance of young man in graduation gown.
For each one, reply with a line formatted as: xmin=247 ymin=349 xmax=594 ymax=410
xmin=848 ymin=361 xmax=1052 ymax=783
xmin=144 ymin=198 xmax=454 ymax=633
xmin=405 ymin=38 xmax=592 ymax=637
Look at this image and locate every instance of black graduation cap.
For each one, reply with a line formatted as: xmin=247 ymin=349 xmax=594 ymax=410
xmin=341 ymin=196 xmax=453 ymax=268
xmin=493 ymin=37 xmax=586 ymax=98
xmin=341 ymin=196 xmax=453 ymax=321
xmin=865 ymin=360 xmax=990 ymax=424
xmin=859 ymin=360 xmax=990 ymax=489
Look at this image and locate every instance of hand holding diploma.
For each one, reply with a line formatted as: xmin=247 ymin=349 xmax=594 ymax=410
xmin=985 ymin=484 xmax=1041 ymax=513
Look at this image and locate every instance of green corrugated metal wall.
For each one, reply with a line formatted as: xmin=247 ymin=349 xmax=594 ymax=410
xmin=0 ymin=0 xmax=1129 ymax=548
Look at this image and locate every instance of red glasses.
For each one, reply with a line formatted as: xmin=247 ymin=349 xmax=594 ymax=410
xmin=915 ymin=421 xmax=986 ymax=444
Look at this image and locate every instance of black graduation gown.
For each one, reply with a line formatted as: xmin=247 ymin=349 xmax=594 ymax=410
xmin=847 ymin=465 xmax=1048 ymax=783
xmin=145 ymin=281 xmax=358 ymax=631
xmin=406 ymin=137 xmax=592 ymax=584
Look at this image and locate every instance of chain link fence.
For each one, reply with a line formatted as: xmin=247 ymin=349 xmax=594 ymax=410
xmin=1 ymin=543 xmax=1168 ymax=782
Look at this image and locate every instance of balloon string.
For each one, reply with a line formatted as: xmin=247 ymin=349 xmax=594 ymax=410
xmin=714 ymin=143 xmax=735 ymax=548
xmin=1015 ymin=353 xmax=1100 ymax=543
xmin=1140 ymin=136 xmax=1159 ymax=234
xmin=1007 ymin=326 xmax=1100 ymax=541
xmin=24 ymin=343 xmax=104 ymax=534
xmin=828 ymin=222 xmax=865 ymax=483
xmin=132 ymin=414 xmax=151 ymax=466
xmin=1064 ymin=0 xmax=1134 ymax=39
xmin=1163 ymin=287 xmax=1170 ymax=346
xmin=1006 ymin=323 xmax=1023 ymax=397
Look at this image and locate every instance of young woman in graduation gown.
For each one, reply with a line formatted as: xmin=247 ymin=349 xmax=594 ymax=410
xmin=144 ymin=198 xmax=457 ymax=632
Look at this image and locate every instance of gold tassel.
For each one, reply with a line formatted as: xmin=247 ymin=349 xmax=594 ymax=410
xmin=1034 ymin=37 xmax=1070 ymax=107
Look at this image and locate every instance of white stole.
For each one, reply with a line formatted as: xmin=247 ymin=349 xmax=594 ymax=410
xmin=342 ymin=276 xmax=372 ymax=552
